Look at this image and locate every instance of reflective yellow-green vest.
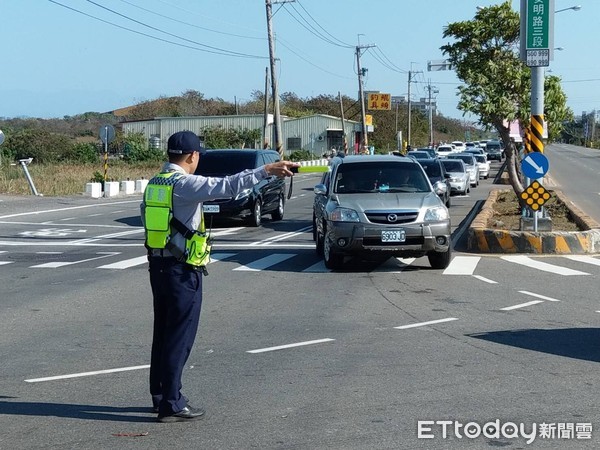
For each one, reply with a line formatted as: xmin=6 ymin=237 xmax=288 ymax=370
xmin=144 ymin=171 xmax=211 ymax=268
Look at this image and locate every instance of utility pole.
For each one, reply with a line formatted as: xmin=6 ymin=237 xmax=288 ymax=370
xmin=406 ymin=68 xmax=421 ymax=148
xmin=263 ymin=67 xmax=269 ymax=148
xmin=265 ymin=0 xmax=294 ymax=155
xmin=338 ymin=91 xmax=348 ymax=154
xmin=591 ymin=110 xmax=597 ymax=147
xmin=426 ymin=81 xmax=439 ymax=148
xmin=356 ymin=41 xmax=375 ymax=153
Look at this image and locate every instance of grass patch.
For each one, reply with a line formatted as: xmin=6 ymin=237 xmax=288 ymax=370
xmin=489 ymin=190 xmax=580 ymax=231
xmin=0 ymin=161 xmax=161 ymax=196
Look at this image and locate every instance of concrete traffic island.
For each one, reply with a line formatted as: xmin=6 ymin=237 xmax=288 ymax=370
xmin=467 ymin=188 xmax=600 ymax=254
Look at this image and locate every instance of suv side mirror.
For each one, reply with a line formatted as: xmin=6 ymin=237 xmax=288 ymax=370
xmin=314 ymin=184 xmax=327 ymax=195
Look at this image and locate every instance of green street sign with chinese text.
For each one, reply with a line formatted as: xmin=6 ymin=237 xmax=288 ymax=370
xmin=521 ymin=0 xmax=555 ymax=67
xmin=526 ymin=0 xmax=551 ymax=50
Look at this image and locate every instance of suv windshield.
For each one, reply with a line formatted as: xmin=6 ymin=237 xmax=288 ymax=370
xmin=196 ymin=152 xmax=257 ymax=176
xmin=442 ymin=160 xmax=465 ymax=172
xmin=334 ymin=162 xmax=430 ymax=194
xmin=449 ymin=154 xmax=475 ymax=165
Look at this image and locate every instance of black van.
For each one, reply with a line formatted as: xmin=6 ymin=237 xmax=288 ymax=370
xmin=484 ymin=140 xmax=504 ymax=161
xmin=194 ymin=149 xmax=285 ymax=227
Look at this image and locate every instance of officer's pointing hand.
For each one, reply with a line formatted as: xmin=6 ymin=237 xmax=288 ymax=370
xmin=264 ymin=161 xmax=301 ymax=178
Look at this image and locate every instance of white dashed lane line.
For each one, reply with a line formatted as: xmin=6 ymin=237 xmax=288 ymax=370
xmin=247 ymin=338 xmax=335 ymax=354
xmin=394 ymin=317 xmax=459 ymax=330
xmin=500 ymin=300 xmax=544 ymax=311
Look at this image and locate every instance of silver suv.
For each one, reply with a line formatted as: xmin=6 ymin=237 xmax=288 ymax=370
xmin=312 ymin=155 xmax=451 ymax=270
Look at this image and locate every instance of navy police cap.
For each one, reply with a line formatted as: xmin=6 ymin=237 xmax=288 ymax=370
xmin=167 ymin=131 xmax=206 ymax=154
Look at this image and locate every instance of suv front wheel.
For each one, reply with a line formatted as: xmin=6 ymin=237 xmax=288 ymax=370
xmin=323 ymin=234 xmax=344 ymax=270
xmin=428 ymin=247 xmax=451 ymax=269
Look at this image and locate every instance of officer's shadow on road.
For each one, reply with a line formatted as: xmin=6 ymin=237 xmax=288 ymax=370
xmin=468 ymin=328 xmax=600 ymax=363
xmin=0 ymin=398 xmax=155 ymax=423
xmin=115 ymin=216 xmax=143 ymax=227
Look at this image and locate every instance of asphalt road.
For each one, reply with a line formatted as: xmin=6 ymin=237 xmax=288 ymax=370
xmin=0 ymin=154 xmax=599 ymax=449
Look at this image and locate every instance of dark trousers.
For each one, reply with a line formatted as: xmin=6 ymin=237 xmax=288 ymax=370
xmin=148 ymin=257 xmax=203 ymax=415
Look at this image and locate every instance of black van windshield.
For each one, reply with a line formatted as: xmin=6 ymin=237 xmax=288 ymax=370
xmin=196 ymin=152 xmax=257 ymax=176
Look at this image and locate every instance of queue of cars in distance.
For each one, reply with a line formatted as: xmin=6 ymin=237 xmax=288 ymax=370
xmin=484 ymin=140 xmax=504 ymax=161
xmin=195 ymin=149 xmax=286 ymax=227
xmin=417 ymin=158 xmax=451 ymax=208
xmin=473 ymin=154 xmax=490 ymax=179
xmin=445 ymin=153 xmax=480 ymax=187
xmin=312 ymin=155 xmax=452 ymax=270
xmin=440 ymin=159 xmax=470 ymax=195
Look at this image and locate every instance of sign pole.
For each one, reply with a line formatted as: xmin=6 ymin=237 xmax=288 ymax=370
xmin=520 ymin=0 xmax=554 ymax=232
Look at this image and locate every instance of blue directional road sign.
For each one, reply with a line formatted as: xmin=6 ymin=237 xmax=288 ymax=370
xmin=521 ymin=152 xmax=549 ymax=179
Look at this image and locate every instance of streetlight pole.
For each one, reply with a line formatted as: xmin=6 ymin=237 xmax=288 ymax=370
xmin=555 ymin=5 xmax=581 ymax=13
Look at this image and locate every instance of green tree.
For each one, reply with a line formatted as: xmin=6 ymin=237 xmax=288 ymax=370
xmin=441 ymin=1 xmax=572 ymax=195
xmin=122 ymin=132 xmax=163 ymax=162
xmin=3 ymin=128 xmax=71 ymax=163
xmin=203 ymin=126 xmax=261 ymax=149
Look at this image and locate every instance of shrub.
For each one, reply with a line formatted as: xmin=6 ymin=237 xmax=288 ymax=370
xmin=288 ymin=150 xmax=316 ymax=161
xmin=4 ymin=129 xmax=72 ymax=163
xmin=65 ymin=143 xmax=99 ymax=164
xmin=122 ymin=132 xmax=164 ymax=162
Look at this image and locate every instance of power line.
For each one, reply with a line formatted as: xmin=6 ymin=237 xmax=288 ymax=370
xmin=48 ymin=0 xmax=263 ymax=58
xmin=294 ymin=0 xmax=353 ymax=48
xmin=115 ymin=0 xmax=265 ymax=40
xmin=284 ymin=3 xmax=353 ymax=48
xmin=370 ymin=47 xmax=406 ymax=73
xmin=83 ymin=0 xmax=264 ymax=58
xmin=277 ymin=38 xmax=354 ymax=80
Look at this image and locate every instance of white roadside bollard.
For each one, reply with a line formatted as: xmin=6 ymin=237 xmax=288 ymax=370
xmin=135 ymin=179 xmax=149 ymax=194
xmin=85 ymin=182 xmax=102 ymax=198
xmin=104 ymin=181 xmax=120 ymax=197
xmin=120 ymin=180 xmax=135 ymax=195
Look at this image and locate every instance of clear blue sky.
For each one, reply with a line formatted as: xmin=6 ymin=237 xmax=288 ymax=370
xmin=1 ymin=1 xmax=597 ymax=121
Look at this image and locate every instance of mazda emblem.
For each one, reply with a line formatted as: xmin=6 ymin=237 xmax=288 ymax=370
xmin=387 ymin=214 xmax=398 ymax=223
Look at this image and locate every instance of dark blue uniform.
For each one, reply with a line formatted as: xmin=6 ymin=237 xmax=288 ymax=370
xmin=143 ymin=161 xmax=269 ymax=417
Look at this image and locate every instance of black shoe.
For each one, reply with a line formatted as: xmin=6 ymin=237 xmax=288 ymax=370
xmin=157 ymin=405 xmax=205 ymax=423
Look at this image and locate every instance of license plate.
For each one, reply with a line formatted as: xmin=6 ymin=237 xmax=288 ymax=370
xmin=202 ymin=205 xmax=220 ymax=213
xmin=381 ymin=229 xmax=405 ymax=242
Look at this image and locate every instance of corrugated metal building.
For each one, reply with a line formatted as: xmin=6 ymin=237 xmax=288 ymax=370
xmin=119 ymin=114 xmax=360 ymax=156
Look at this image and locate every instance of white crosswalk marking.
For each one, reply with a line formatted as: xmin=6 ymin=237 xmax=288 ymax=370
xmin=500 ymin=255 xmax=590 ymax=276
xmin=443 ymin=256 xmax=481 ymax=275
xmin=98 ymin=256 xmax=148 ymax=269
xmin=385 ymin=257 xmax=415 ymax=273
xmin=233 ymin=254 xmax=295 ymax=271
xmin=31 ymin=252 xmax=120 ymax=268
xmin=2 ymin=249 xmax=600 ymax=275
xmin=564 ymin=255 xmax=600 ymax=266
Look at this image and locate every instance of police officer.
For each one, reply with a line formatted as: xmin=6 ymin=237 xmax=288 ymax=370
xmin=142 ymin=131 xmax=299 ymax=423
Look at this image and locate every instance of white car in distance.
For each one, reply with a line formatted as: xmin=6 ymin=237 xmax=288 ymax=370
xmin=451 ymin=141 xmax=466 ymax=152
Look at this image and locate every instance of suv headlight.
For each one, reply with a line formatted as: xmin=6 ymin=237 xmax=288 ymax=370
xmin=424 ymin=206 xmax=449 ymax=221
xmin=329 ymin=207 xmax=360 ymax=222
xmin=234 ymin=188 xmax=252 ymax=201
